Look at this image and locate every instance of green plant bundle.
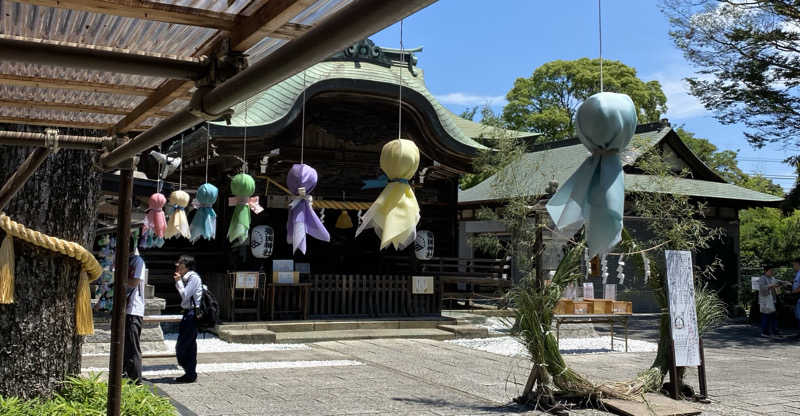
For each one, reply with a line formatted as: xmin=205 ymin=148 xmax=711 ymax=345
xmin=0 ymin=374 xmax=177 ymax=416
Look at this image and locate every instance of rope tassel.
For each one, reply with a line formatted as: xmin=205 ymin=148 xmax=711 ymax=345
xmin=75 ymin=271 xmax=93 ymax=335
xmin=0 ymin=234 xmax=15 ymax=303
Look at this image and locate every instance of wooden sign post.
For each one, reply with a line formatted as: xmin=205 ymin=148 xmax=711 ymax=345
xmin=664 ymin=250 xmax=708 ymax=400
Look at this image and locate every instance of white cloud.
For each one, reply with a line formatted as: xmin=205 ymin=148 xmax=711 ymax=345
xmin=647 ymin=67 xmax=710 ymax=120
xmin=434 ymin=92 xmax=507 ymax=107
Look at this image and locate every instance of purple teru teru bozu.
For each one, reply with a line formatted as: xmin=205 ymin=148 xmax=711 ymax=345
xmin=286 ymin=163 xmax=330 ymax=254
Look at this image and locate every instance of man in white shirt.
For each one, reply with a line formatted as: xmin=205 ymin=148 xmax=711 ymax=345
xmin=174 ymin=255 xmax=202 ymax=383
xmin=124 ymin=253 xmax=146 ymax=384
xmin=758 ymin=265 xmax=780 ymax=338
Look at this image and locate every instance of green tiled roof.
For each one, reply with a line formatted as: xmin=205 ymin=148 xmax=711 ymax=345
xmin=458 ymin=126 xmax=782 ymax=205
xmin=211 ymin=60 xmax=526 ymax=152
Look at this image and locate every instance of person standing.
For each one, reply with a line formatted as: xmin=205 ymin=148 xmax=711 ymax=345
xmin=174 ymin=255 xmax=202 ymax=383
xmin=123 ymin=249 xmax=146 ymax=384
xmin=792 ymin=259 xmax=800 ymax=332
xmin=758 ymin=265 xmax=780 ymax=338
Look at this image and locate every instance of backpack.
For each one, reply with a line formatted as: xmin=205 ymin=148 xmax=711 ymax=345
xmin=191 ymin=279 xmax=220 ymax=332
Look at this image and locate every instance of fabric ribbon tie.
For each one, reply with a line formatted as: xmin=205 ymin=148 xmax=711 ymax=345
xmin=361 ymin=174 xmax=410 ymax=190
xmin=228 ymin=196 xmax=263 ymax=214
xmin=289 ymin=187 xmax=313 ymax=210
xmin=545 ymin=92 xmax=637 ymax=257
xmin=191 ymin=201 xmax=214 ymax=209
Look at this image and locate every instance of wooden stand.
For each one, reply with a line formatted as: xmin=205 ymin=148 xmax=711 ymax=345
xmin=268 ymin=283 xmax=311 ymax=320
xmin=228 ymin=272 xmax=265 ymax=322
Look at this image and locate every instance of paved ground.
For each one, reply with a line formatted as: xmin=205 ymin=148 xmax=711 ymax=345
xmin=85 ymin=320 xmax=800 ymax=415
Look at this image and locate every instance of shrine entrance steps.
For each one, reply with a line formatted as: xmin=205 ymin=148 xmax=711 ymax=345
xmin=214 ymin=318 xmax=491 ymax=344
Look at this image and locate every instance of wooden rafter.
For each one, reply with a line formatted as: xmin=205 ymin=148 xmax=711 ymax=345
xmin=0 ymin=74 xmax=159 ymax=97
xmin=17 ymin=0 xmax=238 ymax=31
xmin=0 ymin=116 xmax=113 ymax=130
xmin=0 ymin=98 xmax=173 ymax=118
xmin=112 ymin=0 xmax=315 ymax=135
xmin=270 ymin=23 xmax=313 ymax=40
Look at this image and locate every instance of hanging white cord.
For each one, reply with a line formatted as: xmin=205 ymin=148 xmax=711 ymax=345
xmin=301 ymin=70 xmax=306 ymax=165
xmin=242 ymin=102 xmax=248 ymax=173
xmin=178 ymin=135 xmax=184 ymax=190
xmin=157 ymin=143 xmax=163 ymax=194
xmin=398 ymin=19 xmax=404 ymax=140
xmin=204 ymin=122 xmax=210 ymax=183
xmin=599 ymin=0 xmax=603 ymax=92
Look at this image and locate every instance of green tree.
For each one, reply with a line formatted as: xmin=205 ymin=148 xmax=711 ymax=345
xmin=740 ymin=207 xmax=800 ymax=266
xmin=502 ymin=58 xmax=667 ymax=140
xmin=663 ymin=0 xmax=800 ymax=151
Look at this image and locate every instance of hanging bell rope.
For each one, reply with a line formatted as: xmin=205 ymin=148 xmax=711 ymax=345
xmin=0 ymin=212 xmax=100 ymax=335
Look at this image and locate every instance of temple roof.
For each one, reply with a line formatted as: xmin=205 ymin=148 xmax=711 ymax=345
xmin=210 ymin=39 xmax=536 ymax=158
xmin=459 ymin=123 xmax=783 ymax=206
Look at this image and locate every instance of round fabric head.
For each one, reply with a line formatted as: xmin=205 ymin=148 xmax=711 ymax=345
xmin=230 ymin=173 xmax=255 ymax=197
xmin=379 ymin=139 xmax=420 ymax=180
xmin=148 ymin=193 xmax=167 ymax=210
xmin=574 ymin=92 xmax=637 ymax=152
xmin=287 ymin=164 xmax=318 ymax=194
xmin=196 ymin=183 xmax=219 ymax=205
xmin=169 ymin=190 xmax=190 ymax=208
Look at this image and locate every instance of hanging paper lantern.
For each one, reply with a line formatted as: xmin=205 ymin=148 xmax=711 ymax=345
xmin=144 ymin=193 xmax=167 ymax=247
xmin=356 ymin=139 xmax=420 ymax=250
xmin=165 ymin=190 xmax=191 ymax=239
xmin=335 ymin=210 xmax=353 ymax=229
xmin=414 ymin=230 xmax=434 ymax=260
xmin=286 ymin=164 xmax=330 ymax=254
xmin=545 ymin=92 xmax=637 ymax=256
xmin=250 ymin=225 xmax=274 ymax=258
xmin=227 ymin=173 xmax=262 ymax=245
xmin=190 ymin=183 xmax=218 ymax=243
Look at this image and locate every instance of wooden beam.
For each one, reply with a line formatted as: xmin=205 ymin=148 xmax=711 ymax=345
xmin=0 ymin=73 xmax=157 ymax=96
xmin=111 ymin=0 xmax=314 ymax=134
xmin=232 ymin=0 xmax=318 ymax=50
xmin=0 ymin=98 xmax=173 ymax=118
xmin=18 ymin=0 xmax=237 ymax=31
xmin=270 ymin=23 xmax=313 ymax=40
xmin=111 ymin=79 xmax=192 ymax=135
xmin=0 ymin=116 xmax=113 ymax=130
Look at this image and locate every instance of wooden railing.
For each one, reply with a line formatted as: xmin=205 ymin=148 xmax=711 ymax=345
xmin=307 ymin=274 xmax=440 ymax=318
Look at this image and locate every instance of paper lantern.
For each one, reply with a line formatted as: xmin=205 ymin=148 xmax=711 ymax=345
xmin=227 ymin=173 xmax=262 ymax=245
xmin=335 ymin=210 xmax=353 ymax=229
xmin=250 ymin=225 xmax=274 ymax=258
xmin=286 ymin=164 xmax=330 ymax=254
xmin=355 ymin=139 xmax=420 ymax=250
xmin=414 ymin=230 xmax=434 ymax=260
xmin=165 ymin=190 xmax=191 ymax=239
xmin=190 ymin=183 xmax=218 ymax=242
xmin=546 ymin=92 xmax=637 ymax=256
xmin=144 ymin=193 xmax=167 ymax=247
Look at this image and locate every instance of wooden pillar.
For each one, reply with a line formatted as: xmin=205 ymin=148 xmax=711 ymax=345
xmin=107 ymin=164 xmax=133 ymax=416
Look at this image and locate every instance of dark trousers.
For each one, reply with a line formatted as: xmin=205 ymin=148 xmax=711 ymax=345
xmin=176 ymin=310 xmax=198 ymax=378
xmin=123 ymin=315 xmax=143 ymax=384
xmin=761 ymin=312 xmax=778 ymax=335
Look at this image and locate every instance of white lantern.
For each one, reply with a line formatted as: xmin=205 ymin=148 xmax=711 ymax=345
xmin=250 ymin=225 xmax=274 ymax=258
xmin=414 ymin=230 xmax=434 ymax=260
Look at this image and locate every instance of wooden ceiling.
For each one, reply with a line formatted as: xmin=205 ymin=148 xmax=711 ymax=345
xmin=0 ymin=0 xmax=352 ymax=133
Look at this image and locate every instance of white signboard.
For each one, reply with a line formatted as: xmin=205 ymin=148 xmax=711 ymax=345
xmin=604 ymin=284 xmax=617 ymax=301
xmin=235 ymin=271 xmax=259 ymax=289
xmin=583 ymin=283 xmax=595 ymax=300
xmin=751 ymin=276 xmax=760 ymax=292
xmin=412 ymin=276 xmax=434 ymax=294
xmin=665 ymin=250 xmax=701 ymax=367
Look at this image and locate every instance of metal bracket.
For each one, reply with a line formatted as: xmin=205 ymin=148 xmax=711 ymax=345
xmin=44 ymin=128 xmax=60 ymax=154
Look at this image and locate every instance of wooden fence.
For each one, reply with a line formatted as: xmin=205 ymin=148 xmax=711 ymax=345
xmin=307 ymin=274 xmax=440 ymax=318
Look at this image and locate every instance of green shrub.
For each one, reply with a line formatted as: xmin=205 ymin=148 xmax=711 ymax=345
xmin=0 ymin=374 xmax=177 ymax=416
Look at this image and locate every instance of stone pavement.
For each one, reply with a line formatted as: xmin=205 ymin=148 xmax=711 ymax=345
xmin=103 ymin=323 xmax=800 ymax=415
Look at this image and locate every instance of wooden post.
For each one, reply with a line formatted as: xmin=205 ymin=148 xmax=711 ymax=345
xmin=668 ymin=340 xmax=679 ymax=400
xmin=0 ymin=147 xmax=50 ymax=211
xmin=107 ymin=164 xmax=134 ymax=416
xmin=698 ymin=337 xmax=708 ymax=398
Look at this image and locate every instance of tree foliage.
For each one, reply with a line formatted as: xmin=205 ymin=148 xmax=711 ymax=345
xmin=502 ymin=58 xmax=667 ymax=141
xmin=663 ymin=0 xmax=800 ymax=152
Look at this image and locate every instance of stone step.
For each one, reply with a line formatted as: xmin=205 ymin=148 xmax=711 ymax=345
xmin=217 ymin=319 xmax=452 ymax=333
xmin=217 ymin=328 xmax=277 ymax=344
xmin=437 ymin=324 xmax=490 ymax=338
xmin=274 ymin=328 xmax=456 ymax=344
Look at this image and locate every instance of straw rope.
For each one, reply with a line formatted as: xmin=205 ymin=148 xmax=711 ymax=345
xmin=0 ymin=212 xmax=100 ymax=335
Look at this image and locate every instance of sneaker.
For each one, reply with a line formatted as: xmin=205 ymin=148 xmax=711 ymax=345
xmin=174 ymin=374 xmax=197 ymax=383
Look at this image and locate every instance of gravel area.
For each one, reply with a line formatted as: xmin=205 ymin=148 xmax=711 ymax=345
xmin=448 ymin=336 xmax=658 ymax=356
xmin=82 ymin=359 xmax=363 ymax=377
xmin=162 ymin=333 xmax=312 ymax=353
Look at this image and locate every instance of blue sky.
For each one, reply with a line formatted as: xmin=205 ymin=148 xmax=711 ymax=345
xmin=371 ymin=0 xmax=796 ymax=191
